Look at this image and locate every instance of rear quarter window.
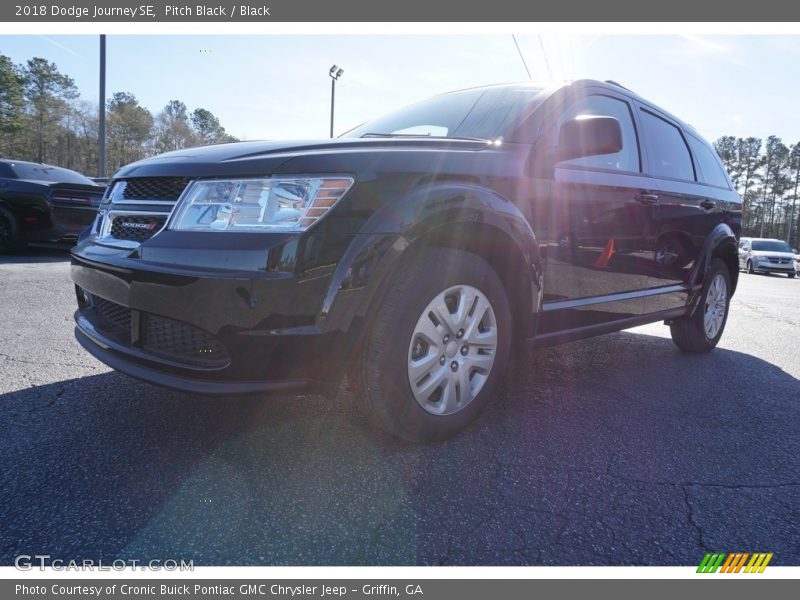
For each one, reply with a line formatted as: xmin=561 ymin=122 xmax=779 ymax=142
xmin=687 ymin=135 xmax=730 ymax=188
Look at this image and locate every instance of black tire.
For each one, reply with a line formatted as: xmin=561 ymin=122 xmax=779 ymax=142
xmin=0 ymin=206 xmax=25 ymax=254
xmin=789 ymin=272 xmax=796 ymax=279
xmin=353 ymin=247 xmax=512 ymax=442
xmin=747 ymin=260 xmax=755 ymax=274
xmin=670 ymin=258 xmax=731 ymax=353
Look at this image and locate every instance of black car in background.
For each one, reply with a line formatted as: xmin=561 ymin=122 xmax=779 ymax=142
xmin=0 ymin=160 xmax=103 ymax=252
xmin=71 ymin=80 xmax=742 ymax=441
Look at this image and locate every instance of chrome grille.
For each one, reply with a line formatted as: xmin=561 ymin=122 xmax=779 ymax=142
xmin=120 ymin=177 xmax=189 ymax=202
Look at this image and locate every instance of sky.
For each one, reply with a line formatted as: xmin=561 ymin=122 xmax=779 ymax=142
xmin=1 ymin=34 xmax=799 ymax=144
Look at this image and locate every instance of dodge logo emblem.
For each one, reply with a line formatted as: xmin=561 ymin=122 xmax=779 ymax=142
xmin=120 ymin=221 xmax=158 ymax=231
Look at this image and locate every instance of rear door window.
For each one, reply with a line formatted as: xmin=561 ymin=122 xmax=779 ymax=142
xmin=639 ymin=110 xmax=695 ymax=182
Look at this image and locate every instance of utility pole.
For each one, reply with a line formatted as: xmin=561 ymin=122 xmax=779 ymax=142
xmin=329 ymin=65 xmax=343 ymax=138
xmin=98 ymin=34 xmax=106 ymax=178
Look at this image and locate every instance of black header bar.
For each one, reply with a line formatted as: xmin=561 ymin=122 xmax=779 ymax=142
xmin=2 ymin=1 xmax=800 ymax=22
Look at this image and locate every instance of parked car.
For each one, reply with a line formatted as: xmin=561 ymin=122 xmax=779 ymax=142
xmin=0 ymin=160 xmax=104 ymax=252
xmin=738 ymin=237 xmax=796 ymax=278
xmin=71 ymin=80 xmax=742 ymax=441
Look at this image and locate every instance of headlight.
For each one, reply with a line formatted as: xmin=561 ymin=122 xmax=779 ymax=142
xmin=169 ymin=176 xmax=354 ymax=232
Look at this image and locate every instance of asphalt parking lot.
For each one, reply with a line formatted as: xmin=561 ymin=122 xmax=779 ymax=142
xmin=1 ymin=247 xmax=798 ymax=566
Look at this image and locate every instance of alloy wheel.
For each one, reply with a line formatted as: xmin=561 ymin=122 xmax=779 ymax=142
xmin=703 ymin=273 xmax=727 ymax=339
xmin=407 ymin=284 xmax=498 ymax=416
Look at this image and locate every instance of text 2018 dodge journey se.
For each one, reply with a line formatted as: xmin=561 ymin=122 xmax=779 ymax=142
xmin=71 ymin=80 xmax=741 ymax=441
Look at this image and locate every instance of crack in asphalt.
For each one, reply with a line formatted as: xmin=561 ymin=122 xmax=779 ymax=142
xmin=622 ymin=476 xmax=800 ymax=490
xmin=736 ymin=300 xmax=800 ymax=328
xmin=682 ymin=485 xmax=709 ymax=553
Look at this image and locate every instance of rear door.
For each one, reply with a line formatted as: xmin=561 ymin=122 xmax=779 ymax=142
xmin=636 ymin=105 xmax=734 ymax=312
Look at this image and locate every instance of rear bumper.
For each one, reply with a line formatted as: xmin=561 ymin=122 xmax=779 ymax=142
xmin=25 ymin=205 xmax=97 ymax=243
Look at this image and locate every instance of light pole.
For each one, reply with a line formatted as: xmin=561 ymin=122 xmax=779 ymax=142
xmin=329 ymin=65 xmax=343 ymax=138
xmin=98 ymin=34 xmax=106 ymax=178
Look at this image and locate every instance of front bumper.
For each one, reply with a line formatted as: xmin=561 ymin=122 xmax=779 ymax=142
xmin=75 ymin=323 xmax=308 ymax=394
xmin=751 ymin=263 xmax=795 ymax=274
xmin=70 ymin=232 xmax=380 ymax=394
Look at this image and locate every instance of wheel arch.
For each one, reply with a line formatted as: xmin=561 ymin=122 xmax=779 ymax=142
xmin=320 ymin=182 xmax=544 ymax=361
xmin=401 ymin=218 xmax=541 ymax=341
xmin=689 ymin=222 xmax=739 ymax=301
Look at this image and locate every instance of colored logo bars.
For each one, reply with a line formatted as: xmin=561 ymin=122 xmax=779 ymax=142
xmin=697 ymin=552 xmax=773 ymax=573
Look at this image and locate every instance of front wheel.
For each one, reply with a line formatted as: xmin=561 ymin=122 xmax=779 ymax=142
xmin=789 ymin=272 xmax=796 ymax=279
xmin=353 ymin=247 xmax=511 ymax=442
xmin=670 ymin=258 xmax=731 ymax=353
xmin=0 ymin=207 xmax=25 ymax=254
xmin=747 ymin=260 xmax=755 ymax=274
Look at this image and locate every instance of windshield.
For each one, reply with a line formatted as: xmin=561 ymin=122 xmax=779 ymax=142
xmin=752 ymin=240 xmax=792 ymax=252
xmin=11 ymin=163 xmax=95 ymax=185
xmin=343 ymin=85 xmax=547 ymax=140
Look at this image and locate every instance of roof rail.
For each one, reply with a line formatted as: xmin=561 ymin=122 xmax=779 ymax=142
xmin=604 ymin=80 xmax=633 ymax=92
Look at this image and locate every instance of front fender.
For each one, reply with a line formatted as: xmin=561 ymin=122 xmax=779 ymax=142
xmin=319 ymin=182 xmax=543 ymax=339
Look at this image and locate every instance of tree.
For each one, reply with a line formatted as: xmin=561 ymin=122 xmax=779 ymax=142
xmin=190 ymin=107 xmax=237 ymax=144
xmin=106 ymin=92 xmax=153 ymax=173
xmin=154 ymin=100 xmax=198 ymax=153
xmin=714 ymin=136 xmax=764 ymax=233
xmin=190 ymin=108 xmax=222 ymax=144
xmin=736 ymin=137 xmax=763 ymax=231
xmin=714 ymin=136 xmax=738 ymax=186
xmin=787 ymin=143 xmax=800 ymax=246
xmin=20 ymin=57 xmax=78 ymax=163
xmin=756 ymin=136 xmax=789 ymax=237
xmin=0 ymin=53 xmax=25 ymax=156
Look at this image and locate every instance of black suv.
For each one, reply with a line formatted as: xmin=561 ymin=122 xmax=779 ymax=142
xmin=71 ymin=80 xmax=741 ymax=441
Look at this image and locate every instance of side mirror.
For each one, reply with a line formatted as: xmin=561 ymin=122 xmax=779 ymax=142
xmin=557 ymin=115 xmax=622 ymax=162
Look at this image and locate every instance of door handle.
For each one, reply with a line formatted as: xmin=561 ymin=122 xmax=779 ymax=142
xmin=700 ymin=199 xmax=716 ymax=210
xmin=634 ymin=193 xmax=659 ymax=205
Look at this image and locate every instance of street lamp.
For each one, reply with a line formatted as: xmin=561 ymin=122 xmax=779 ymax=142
xmin=329 ymin=65 xmax=344 ymax=138
xmin=98 ymin=34 xmax=106 ymax=178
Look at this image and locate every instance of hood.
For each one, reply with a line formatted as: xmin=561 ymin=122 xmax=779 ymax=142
xmin=113 ymin=138 xmax=490 ymax=179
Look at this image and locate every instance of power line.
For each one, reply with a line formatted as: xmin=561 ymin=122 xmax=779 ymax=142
xmin=538 ymin=34 xmax=554 ymax=80
xmin=511 ymin=34 xmax=532 ymax=80
xmin=554 ymin=36 xmax=564 ymax=80
xmin=570 ymin=35 xmax=576 ymax=79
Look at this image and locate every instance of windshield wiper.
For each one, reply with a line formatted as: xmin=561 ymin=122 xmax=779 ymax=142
xmin=359 ymin=133 xmax=488 ymax=142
